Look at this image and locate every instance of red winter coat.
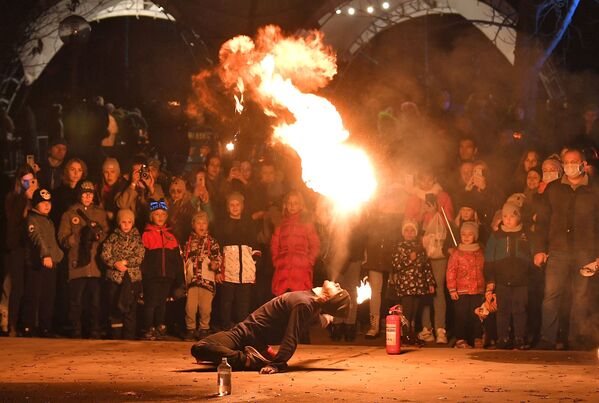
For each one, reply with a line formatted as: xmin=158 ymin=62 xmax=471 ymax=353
xmin=270 ymin=212 xmax=320 ymax=296
xmin=446 ymin=247 xmax=485 ymax=295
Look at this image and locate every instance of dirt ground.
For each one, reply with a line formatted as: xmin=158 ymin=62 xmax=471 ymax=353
xmin=1 ymin=332 xmax=598 ymax=402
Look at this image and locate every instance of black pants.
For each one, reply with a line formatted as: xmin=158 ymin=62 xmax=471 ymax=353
xmin=453 ymin=294 xmax=483 ymax=342
xmin=496 ymin=284 xmax=528 ymax=340
xmin=6 ymin=248 xmax=25 ymax=330
xmin=106 ymin=279 xmax=139 ymax=339
xmin=400 ymin=295 xmax=423 ymax=325
xmin=143 ymin=278 xmax=172 ymax=329
xmin=527 ymin=266 xmax=544 ymax=342
xmin=23 ymin=264 xmax=56 ymax=331
xmin=218 ymin=282 xmax=253 ymax=330
xmin=68 ymin=277 xmax=101 ymax=334
xmin=191 ymin=327 xmax=250 ymax=370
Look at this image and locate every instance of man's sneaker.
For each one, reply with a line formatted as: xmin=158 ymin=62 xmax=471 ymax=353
xmin=143 ymin=327 xmax=157 ymax=341
xmin=183 ymin=329 xmax=195 ymax=341
xmin=513 ymin=337 xmax=530 ymax=350
xmin=496 ymin=337 xmax=513 ymax=349
xmin=244 ymin=346 xmax=271 ymax=370
xmin=418 ymin=327 xmax=435 ymax=343
xmin=435 ymin=328 xmax=448 ymax=344
xmin=196 ymin=329 xmax=211 ymax=340
xmin=155 ymin=324 xmax=168 ymax=340
xmin=454 ymin=339 xmax=472 ymax=349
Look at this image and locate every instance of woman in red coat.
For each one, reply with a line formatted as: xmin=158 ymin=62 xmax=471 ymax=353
xmin=271 ymin=191 xmax=320 ymax=296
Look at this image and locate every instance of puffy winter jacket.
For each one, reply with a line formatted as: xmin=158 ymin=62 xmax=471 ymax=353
xmin=141 ymin=223 xmax=184 ymax=283
xmin=25 ymin=209 xmax=64 ymax=266
xmin=101 ymin=227 xmax=145 ymax=284
xmin=271 ymin=212 xmax=320 ymax=296
xmin=484 ymin=228 xmax=531 ymax=287
xmin=446 ymin=247 xmax=485 ymax=295
xmin=217 ymin=216 xmax=258 ymax=284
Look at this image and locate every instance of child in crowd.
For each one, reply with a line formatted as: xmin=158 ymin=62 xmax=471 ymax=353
xmin=446 ymin=221 xmax=485 ymax=348
xmin=389 ymin=220 xmax=435 ymax=345
xmin=217 ymin=192 xmax=259 ymax=330
xmin=271 ymin=190 xmax=320 ymax=296
xmin=141 ymin=199 xmax=184 ymax=340
xmin=101 ymin=209 xmax=145 ymax=339
xmin=484 ymin=202 xmax=532 ymax=349
xmin=167 ymin=176 xmax=195 ymax=244
xmin=58 ymin=181 xmax=109 ymax=338
xmin=182 ymin=211 xmax=222 ymax=341
xmin=22 ymin=188 xmax=64 ymax=337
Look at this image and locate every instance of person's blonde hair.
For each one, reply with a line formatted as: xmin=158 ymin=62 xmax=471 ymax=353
xmin=191 ymin=210 xmax=209 ymax=226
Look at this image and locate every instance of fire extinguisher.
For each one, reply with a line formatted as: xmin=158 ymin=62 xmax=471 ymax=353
xmin=386 ymin=305 xmax=403 ymax=354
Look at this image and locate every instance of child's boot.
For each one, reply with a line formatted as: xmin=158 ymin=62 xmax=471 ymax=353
xmin=435 ymin=328 xmax=448 ymax=344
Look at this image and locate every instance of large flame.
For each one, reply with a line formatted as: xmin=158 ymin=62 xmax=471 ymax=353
xmin=208 ymin=25 xmax=377 ymax=212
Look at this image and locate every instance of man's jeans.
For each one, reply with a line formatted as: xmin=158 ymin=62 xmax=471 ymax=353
xmin=541 ymin=251 xmax=591 ymax=344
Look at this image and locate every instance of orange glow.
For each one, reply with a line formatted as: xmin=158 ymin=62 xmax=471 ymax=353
xmin=214 ymin=25 xmax=377 ymax=212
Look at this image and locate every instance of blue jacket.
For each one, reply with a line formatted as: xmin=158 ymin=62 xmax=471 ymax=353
xmin=484 ymin=228 xmax=531 ymax=287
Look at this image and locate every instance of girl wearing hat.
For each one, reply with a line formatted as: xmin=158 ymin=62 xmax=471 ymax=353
xmin=389 ymin=219 xmax=436 ymax=345
xmin=446 ymin=221 xmax=485 ymax=348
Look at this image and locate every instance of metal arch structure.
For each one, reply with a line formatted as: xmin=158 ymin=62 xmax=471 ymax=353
xmin=317 ymin=0 xmax=518 ymax=65
xmin=317 ymin=0 xmax=565 ymax=100
xmin=0 ymin=0 xmax=174 ymax=112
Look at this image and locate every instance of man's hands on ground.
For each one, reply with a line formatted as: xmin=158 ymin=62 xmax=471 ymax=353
xmin=259 ymin=365 xmax=278 ymax=374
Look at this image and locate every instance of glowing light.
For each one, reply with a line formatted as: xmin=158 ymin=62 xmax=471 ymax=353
xmin=335 ymin=9 xmax=342 ymax=15
xmin=167 ymin=100 xmax=180 ymax=107
xmin=347 ymin=7 xmax=356 ymax=15
xmin=382 ymin=2 xmax=390 ymax=10
xmin=367 ymin=6 xmax=374 ymax=13
xmin=234 ymin=77 xmax=245 ymax=114
xmin=356 ymin=277 xmax=372 ymax=304
xmin=213 ymin=25 xmax=377 ymax=212
xmin=225 ymin=142 xmax=235 ymax=151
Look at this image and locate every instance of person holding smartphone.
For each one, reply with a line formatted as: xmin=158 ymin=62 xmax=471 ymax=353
xmin=404 ymin=167 xmax=454 ymax=344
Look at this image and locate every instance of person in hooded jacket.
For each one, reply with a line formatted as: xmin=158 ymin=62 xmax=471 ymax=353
xmin=58 ymin=180 xmax=108 ymax=338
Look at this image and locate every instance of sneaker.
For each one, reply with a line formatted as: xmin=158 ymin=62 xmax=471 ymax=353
xmin=454 ymin=339 xmax=472 ymax=349
xmin=196 ymin=329 xmax=211 ymax=340
xmin=496 ymin=337 xmax=513 ymax=350
xmin=513 ymin=337 xmax=530 ymax=350
xmin=473 ymin=338 xmax=484 ymax=349
xmin=183 ymin=329 xmax=195 ymax=341
xmin=418 ymin=327 xmax=435 ymax=343
xmin=155 ymin=324 xmax=167 ymax=340
xmin=244 ymin=346 xmax=271 ymax=370
xmin=143 ymin=327 xmax=157 ymax=341
xmin=435 ymin=328 xmax=448 ymax=344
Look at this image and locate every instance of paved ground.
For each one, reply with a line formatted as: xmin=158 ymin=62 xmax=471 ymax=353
xmin=1 ymin=332 xmax=598 ymax=402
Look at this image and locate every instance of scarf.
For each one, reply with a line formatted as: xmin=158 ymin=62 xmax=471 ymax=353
xmin=458 ymin=242 xmax=480 ymax=251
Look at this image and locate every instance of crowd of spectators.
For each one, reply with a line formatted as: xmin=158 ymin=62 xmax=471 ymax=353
xmin=0 ymin=89 xmax=598 ymax=352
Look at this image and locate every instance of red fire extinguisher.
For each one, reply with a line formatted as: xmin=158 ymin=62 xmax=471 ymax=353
xmin=386 ymin=305 xmax=404 ymax=354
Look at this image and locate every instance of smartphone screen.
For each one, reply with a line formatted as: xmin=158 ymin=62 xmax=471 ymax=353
xmin=26 ymin=154 xmax=35 ymax=168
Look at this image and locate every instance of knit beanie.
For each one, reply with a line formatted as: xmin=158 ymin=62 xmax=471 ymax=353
xmin=542 ymin=157 xmax=564 ymax=176
xmin=502 ymin=202 xmax=521 ymax=218
xmin=402 ymin=219 xmax=419 ymax=234
xmin=32 ymin=188 xmax=52 ymax=206
xmin=460 ymin=221 xmax=479 ymax=241
xmin=149 ymin=198 xmax=168 ymax=213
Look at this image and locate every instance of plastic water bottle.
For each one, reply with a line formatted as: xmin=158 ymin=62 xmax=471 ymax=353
xmin=217 ymin=357 xmax=232 ymax=396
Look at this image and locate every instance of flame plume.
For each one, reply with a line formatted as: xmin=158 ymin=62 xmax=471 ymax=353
xmin=204 ymin=25 xmax=377 ymax=212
